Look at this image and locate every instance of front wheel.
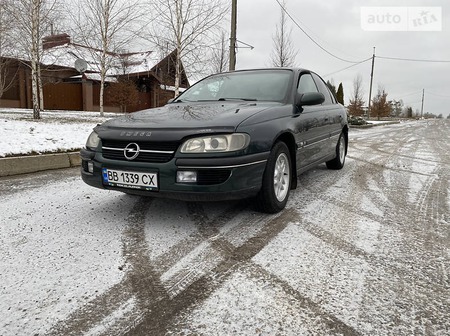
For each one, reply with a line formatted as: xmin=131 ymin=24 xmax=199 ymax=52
xmin=255 ymin=142 xmax=291 ymax=213
xmin=326 ymin=132 xmax=346 ymax=170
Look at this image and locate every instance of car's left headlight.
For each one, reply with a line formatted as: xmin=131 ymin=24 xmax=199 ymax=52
xmin=181 ymin=133 xmax=250 ymax=153
xmin=86 ymin=131 xmax=100 ymax=150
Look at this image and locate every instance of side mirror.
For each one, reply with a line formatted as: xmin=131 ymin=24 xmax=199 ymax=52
xmin=296 ymin=92 xmax=325 ymax=107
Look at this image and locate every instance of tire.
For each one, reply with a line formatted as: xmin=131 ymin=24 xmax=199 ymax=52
xmin=326 ymin=132 xmax=346 ymax=170
xmin=255 ymin=142 xmax=291 ymax=213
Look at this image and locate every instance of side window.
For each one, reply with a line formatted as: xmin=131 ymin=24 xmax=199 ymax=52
xmin=297 ymin=74 xmax=319 ymax=94
xmin=311 ymin=73 xmax=334 ymax=105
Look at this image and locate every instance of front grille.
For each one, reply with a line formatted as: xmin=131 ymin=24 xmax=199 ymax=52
xmin=102 ymin=140 xmax=179 ymax=163
xmin=197 ymin=170 xmax=231 ymax=185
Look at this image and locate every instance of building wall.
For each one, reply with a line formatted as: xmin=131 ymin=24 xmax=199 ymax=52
xmin=0 ymin=55 xmax=188 ymax=112
xmin=44 ymin=82 xmax=83 ymax=110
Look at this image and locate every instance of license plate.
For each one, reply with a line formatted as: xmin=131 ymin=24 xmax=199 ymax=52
xmin=102 ymin=168 xmax=158 ymax=191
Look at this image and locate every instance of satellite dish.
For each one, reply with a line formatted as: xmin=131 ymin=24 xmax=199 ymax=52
xmin=74 ymin=58 xmax=88 ymax=73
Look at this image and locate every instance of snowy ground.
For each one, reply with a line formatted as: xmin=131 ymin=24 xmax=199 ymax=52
xmin=0 ymin=108 xmax=119 ymax=157
xmin=0 ymin=116 xmax=449 ymax=335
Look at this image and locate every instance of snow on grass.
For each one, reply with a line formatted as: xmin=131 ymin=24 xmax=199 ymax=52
xmin=0 ymin=108 xmax=120 ymax=157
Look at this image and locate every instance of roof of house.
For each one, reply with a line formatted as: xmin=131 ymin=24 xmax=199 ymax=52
xmin=40 ymin=42 xmax=161 ymax=76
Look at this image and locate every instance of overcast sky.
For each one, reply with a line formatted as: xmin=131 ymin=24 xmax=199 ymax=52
xmin=233 ymin=0 xmax=449 ymax=117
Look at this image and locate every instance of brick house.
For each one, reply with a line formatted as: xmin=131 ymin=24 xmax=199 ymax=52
xmin=0 ymin=33 xmax=189 ymax=112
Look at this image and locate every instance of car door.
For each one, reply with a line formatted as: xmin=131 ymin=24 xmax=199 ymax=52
xmin=310 ymin=72 xmax=344 ymax=156
xmin=294 ymin=72 xmax=331 ymax=170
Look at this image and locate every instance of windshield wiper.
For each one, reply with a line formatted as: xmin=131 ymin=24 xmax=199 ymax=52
xmin=218 ymin=98 xmax=258 ymax=101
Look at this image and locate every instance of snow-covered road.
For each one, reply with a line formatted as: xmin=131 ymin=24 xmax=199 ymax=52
xmin=1 ymin=119 xmax=449 ymax=335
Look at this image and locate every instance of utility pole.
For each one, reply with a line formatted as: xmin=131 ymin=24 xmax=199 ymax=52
xmin=420 ymin=89 xmax=425 ymax=118
xmin=229 ymin=0 xmax=237 ymax=71
xmin=367 ymin=47 xmax=375 ymax=119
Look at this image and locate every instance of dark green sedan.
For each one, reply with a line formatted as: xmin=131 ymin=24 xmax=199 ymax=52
xmin=81 ymin=68 xmax=348 ymax=213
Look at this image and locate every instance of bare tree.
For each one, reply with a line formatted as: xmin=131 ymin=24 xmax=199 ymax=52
xmin=148 ymin=0 xmax=229 ymax=96
xmin=270 ymin=0 xmax=298 ymax=67
xmin=347 ymin=74 xmax=366 ymax=116
xmin=0 ymin=1 xmax=17 ymax=99
xmin=8 ymin=0 xmax=59 ymax=119
xmin=72 ymin=0 xmax=144 ymax=116
xmin=210 ymin=30 xmax=229 ymax=74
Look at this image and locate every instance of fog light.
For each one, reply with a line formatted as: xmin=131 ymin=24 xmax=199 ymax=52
xmin=177 ymin=171 xmax=197 ymax=183
xmin=88 ymin=161 xmax=94 ymax=173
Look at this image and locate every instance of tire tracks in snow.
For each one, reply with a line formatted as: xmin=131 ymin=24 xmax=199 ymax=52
xmin=346 ymin=121 xmax=450 ymax=334
xmin=125 ymin=207 xmax=298 ymax=335
xmin=293 ymin=122 xmax=449 ymax=334
xmin=47 ymin=197 xmax=167 ymax=336
xmin=47 ymin=199 xmax=318 ymax=335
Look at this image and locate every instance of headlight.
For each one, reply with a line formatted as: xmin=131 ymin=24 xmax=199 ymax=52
xmin=181 ymin=133 xmax=250 ymax=153
xmin=86 ymin=131 xmax=100 ymax=150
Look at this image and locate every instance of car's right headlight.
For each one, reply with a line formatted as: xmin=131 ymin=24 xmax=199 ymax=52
xmin=86 ymin=131 xmax=100 ymax=150
xmin=180 ymin=133 xmax=250 ymax=153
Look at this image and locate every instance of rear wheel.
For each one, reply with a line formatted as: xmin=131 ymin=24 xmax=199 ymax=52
xmin=255 ymin=142 xmax=291 ymax=213
xmin=326 ymin=132 xmax=346 ymax=170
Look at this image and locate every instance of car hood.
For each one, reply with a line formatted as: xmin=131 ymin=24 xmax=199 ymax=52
xmin=96 ymin=102 xmax=280 ymax=141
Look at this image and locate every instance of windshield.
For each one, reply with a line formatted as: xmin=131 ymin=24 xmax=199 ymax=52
xmin=177 ymin=70 xmax=293 ymax=103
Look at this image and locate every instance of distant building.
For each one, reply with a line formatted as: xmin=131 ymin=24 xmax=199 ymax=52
xmin=0 ymin=33 xmax=189 ymax=112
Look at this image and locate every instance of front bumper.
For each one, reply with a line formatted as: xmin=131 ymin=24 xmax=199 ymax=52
xmin=80 ymin=148 xmax=269 ymax=201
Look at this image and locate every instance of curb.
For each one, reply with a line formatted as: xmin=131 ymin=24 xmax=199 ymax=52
xmin=350 ymin=121 xmax=400 ymax=128
xmin=0 ymin=152 xmax=81 ymax=177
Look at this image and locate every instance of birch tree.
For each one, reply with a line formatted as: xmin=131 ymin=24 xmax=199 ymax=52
xmin=270 ymin=0 xmax=298 ymax=67
xmin=148 ymin=0 xmax=228 ymax=96
xmin=8 ymin=0 xmax=58 ymax=119
xmin=0 ymin=0 xmax=17 ymax=99
xmin=72 ymin=0 xmax=144 ymax=116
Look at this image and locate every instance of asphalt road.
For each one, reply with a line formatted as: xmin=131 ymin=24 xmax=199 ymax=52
xmin=1 ymin=119 xmax=449 ymax=335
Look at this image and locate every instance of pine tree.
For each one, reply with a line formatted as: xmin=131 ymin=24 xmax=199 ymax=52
xmin=336 ymin=83 xmax=344 ymax=104
xmin=371 ymin=87 xmax=391 ymax=120
xmin=348 ymin=75 xmax=365 ymax=116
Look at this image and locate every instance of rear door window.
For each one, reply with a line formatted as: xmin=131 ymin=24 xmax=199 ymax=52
xmin=311 ymin=73 xmax=335 ymax=105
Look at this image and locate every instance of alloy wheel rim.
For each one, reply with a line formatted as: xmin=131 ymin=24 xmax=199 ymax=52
xmin=273 ymin=153 xmax=290 ymax=202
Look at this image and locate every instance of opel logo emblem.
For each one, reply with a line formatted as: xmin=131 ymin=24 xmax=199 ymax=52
xmin=124 ymin=143 xmax=140 ymax=160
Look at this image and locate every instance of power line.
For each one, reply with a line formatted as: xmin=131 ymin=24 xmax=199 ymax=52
xmin=427 ymin=91 xmax=450 ymax=98
xmin=396 ymin=90 xmax=423 ymax=99
xmin=274 ymin=0 xmax=367 ymax=64
xmin=377 ymin=56 xmax=450 ymax=63
xmin=323 ymin=57 xmax=371 ymax=77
